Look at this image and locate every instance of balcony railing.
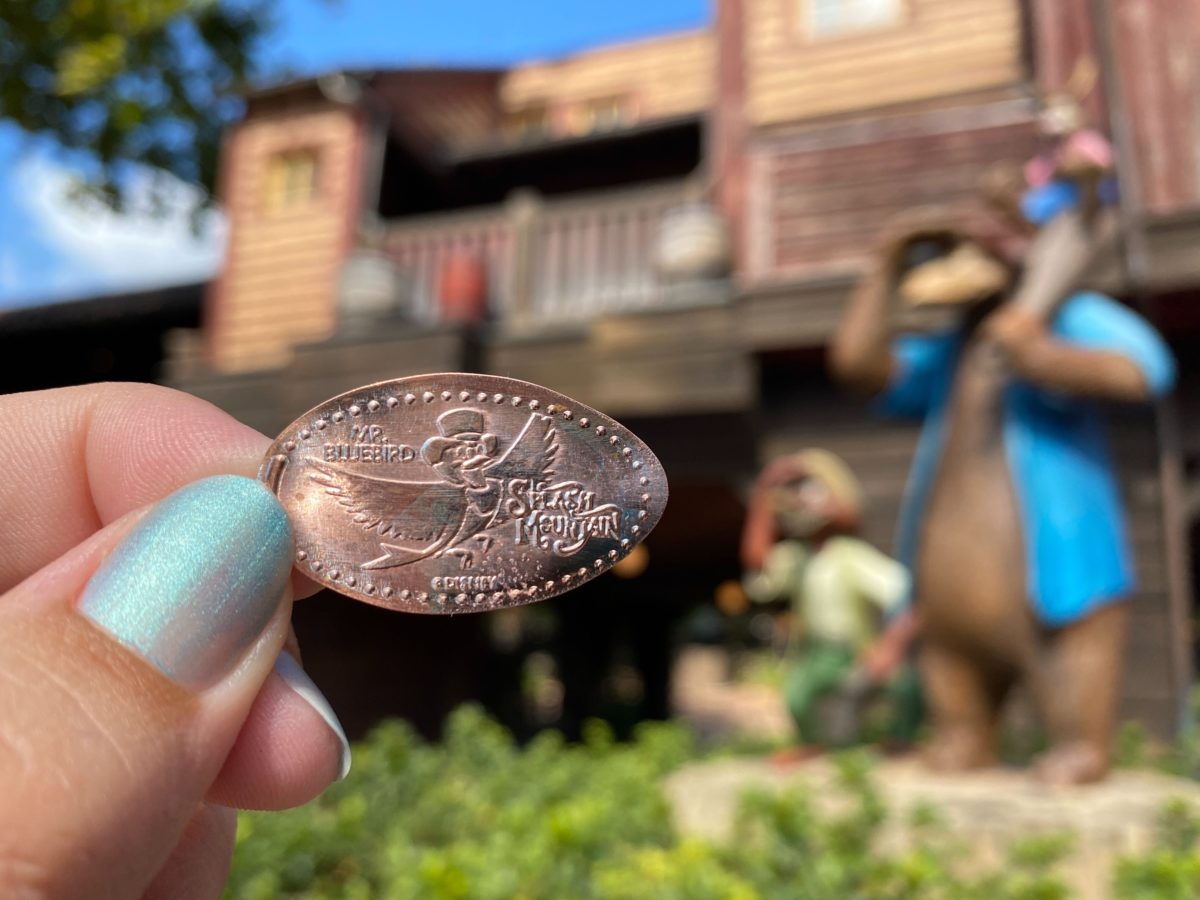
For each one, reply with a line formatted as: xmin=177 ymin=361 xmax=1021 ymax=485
xmin=383 ymin=207 xmax=515 ymax=321
xmin=381 ymin=180 xmax=705 ymax=325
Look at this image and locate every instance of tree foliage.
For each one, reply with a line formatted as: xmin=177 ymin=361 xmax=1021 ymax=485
xmin=0 ymin=0 xmax=268 ymax=207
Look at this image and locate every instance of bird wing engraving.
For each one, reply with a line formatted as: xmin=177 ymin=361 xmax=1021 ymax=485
xmin=483 ymin=413 xmax=558 ymax=482
xmin=308 ymin=461 xmax=467 ymax=567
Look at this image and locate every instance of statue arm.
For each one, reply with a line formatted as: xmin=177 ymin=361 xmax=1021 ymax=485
xmin=744 ymin=541 xmax=806 ymax=604
xmin=830 ymin=263 xmax=899 ymax=397
xmin=989 ymin=293 xmax=1175 ymax=402
xmin=841 ymin=539 xmax=910 ymax=614
xmin=860 ymin=608 xmax=920 ymax=682
xmin=1007 ymin=208 xmax=1118 ymax=321
xmin=1008 ymin=339 xmax=1151 ymax=401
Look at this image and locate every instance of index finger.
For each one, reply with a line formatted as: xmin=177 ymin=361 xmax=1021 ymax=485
xmin=0 ymin=383 xmax=285 ymax=594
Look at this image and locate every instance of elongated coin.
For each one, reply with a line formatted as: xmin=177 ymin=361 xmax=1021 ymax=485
xmin=259 ymin=374 xmax=668 ymax=613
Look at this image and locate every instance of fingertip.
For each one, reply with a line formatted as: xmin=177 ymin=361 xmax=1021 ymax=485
xmin=85 ymin=384 xmax=273 ymax=520
xmin=208 ymin=655 xmax=349 ymax=810
xmin=292 ymin=570 xmax=324 ymax=601
xmin=274 ymin=651 xmax=351 ymax=781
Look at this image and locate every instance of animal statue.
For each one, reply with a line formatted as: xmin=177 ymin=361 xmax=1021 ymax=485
xmin=741 ymin=450 xmax=921 ymax=752
xmin=830 ymin=204 xmax=1174 ymax=784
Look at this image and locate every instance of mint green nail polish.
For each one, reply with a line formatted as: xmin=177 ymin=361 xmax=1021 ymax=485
xmin=80 ymin=475 xmax=294 ymax=688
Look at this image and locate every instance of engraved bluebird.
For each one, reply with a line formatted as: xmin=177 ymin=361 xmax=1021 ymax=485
xmin=309 ymin=408 xmax=558 ymax=570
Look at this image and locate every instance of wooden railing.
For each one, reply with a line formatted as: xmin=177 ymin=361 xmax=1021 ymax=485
xmin=381 ymin=180 xmax=698 ymax=324
xmin=383 ymin=207 xmax=515 ymax=321
xmin=529 ymin=182 xmax=689 ymax=320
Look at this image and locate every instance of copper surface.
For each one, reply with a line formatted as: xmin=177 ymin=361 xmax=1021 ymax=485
xmin=259 ymin=374 xmax=668 ymax=613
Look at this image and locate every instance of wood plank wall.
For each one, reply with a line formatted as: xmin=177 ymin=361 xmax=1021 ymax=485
xmin=760 ymin=362 xmax=1179 ymax=737
xmin=747 ymin=97 xmax=1039 ymax=280
xmin=744 ymin=0 xmax=1023 ymax=126
xmin=501 ymin=30 xmax=715 ymax=122
xmin=207 ymin=103 xmax=364 ymax=373
xmin=1110 ymin=0 xmax=1200 ymax=213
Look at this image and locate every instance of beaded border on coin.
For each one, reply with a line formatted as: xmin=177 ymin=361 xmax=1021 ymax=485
xmin=260 ymin=374 xmax=667 ymax=614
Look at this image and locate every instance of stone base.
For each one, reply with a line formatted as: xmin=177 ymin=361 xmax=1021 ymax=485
xmin=665 ymin=756 xmax=1200 ymax=899
xmin=670 ymin=646 xmax=793 ymax=741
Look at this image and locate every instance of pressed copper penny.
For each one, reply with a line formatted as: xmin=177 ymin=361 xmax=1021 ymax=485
xmin=259 ymin=374 xmax=668 ymax=613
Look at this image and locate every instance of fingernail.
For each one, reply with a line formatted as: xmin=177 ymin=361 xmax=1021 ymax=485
xmin=274 ymin=651 xmax=352 ymax=781
xmin=79 ymin=475 xmax=293 ymax=688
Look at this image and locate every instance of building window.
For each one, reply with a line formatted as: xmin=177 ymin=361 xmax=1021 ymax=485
xmin=263 ymin=147 xmax=320 ymax=211
xmin=806 ymin=0 xmax=901 ymax=39
xmin=505 ymin=105 xmax=550 ymax=140
xmin=583 ymin=96 xmax=627 ymax=133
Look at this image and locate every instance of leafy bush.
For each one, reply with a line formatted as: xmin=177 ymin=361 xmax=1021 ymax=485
xmin=227 ymin=708 xmax=691 ymax=899
xmin=1113 ymin=799 xmax=1200 ymax=899
xmin=713 ymin=754 xmax=1072 ymax=900
xmin=226 ymin=708 xmax=1197 ymax=899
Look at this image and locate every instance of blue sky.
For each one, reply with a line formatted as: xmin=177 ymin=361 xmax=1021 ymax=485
xmin=0 ymin=0 xmax=708 ymax=308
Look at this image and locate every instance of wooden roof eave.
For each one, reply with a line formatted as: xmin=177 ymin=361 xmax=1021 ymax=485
xmin=441 ymin=113 xmax=705 ymax=168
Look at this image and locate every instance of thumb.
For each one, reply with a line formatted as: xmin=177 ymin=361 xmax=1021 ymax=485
xmin=0 ymin=475 xmax=294 ymax=898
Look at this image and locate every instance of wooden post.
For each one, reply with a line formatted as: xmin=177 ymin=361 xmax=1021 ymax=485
xmin=1092 ymin=0 xmax=1196 ymax=729
xmin=506 ymin=189 xmax=541 ymax=325
xmin=712 ymin=0 xmax=747 ymax=274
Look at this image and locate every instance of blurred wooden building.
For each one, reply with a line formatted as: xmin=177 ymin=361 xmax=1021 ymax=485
xmin=0 ymin=282 xmax=202 ymax=393
xmin=167 ymin=0 xmax=1200 ymax=737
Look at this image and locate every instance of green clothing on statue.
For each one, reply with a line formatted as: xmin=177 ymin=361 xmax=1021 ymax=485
xmin=782 ymin=639 xmax=922 ymax=746
xmin=747 ymin=535 xmax=919 ymax=745
xmin=883 ymin=663 xmax=923 ymax=745
xmin=784 ymin=641 xmax=854 ymax=744
xmin=745 ymin=536 xmax=910 ymax=650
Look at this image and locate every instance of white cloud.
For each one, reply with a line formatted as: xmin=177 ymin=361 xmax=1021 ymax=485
xmin=15 ymin=154 xmax=227 ymax=299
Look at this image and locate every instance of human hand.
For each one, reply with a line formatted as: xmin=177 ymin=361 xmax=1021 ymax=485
xmin=0 ymin=383 xmax=349 ymax=898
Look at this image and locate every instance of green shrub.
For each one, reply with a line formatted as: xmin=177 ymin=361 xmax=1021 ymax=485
xmin=711 ymin=755 xmax=1070 ymax=900
xmin=1112 ymin=799 xmax=1200 ymax=899
xmin=226 ymin=708 xmax=1198 ymax=899
xmin=227 ymin=707 xmax=691 ymax=899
